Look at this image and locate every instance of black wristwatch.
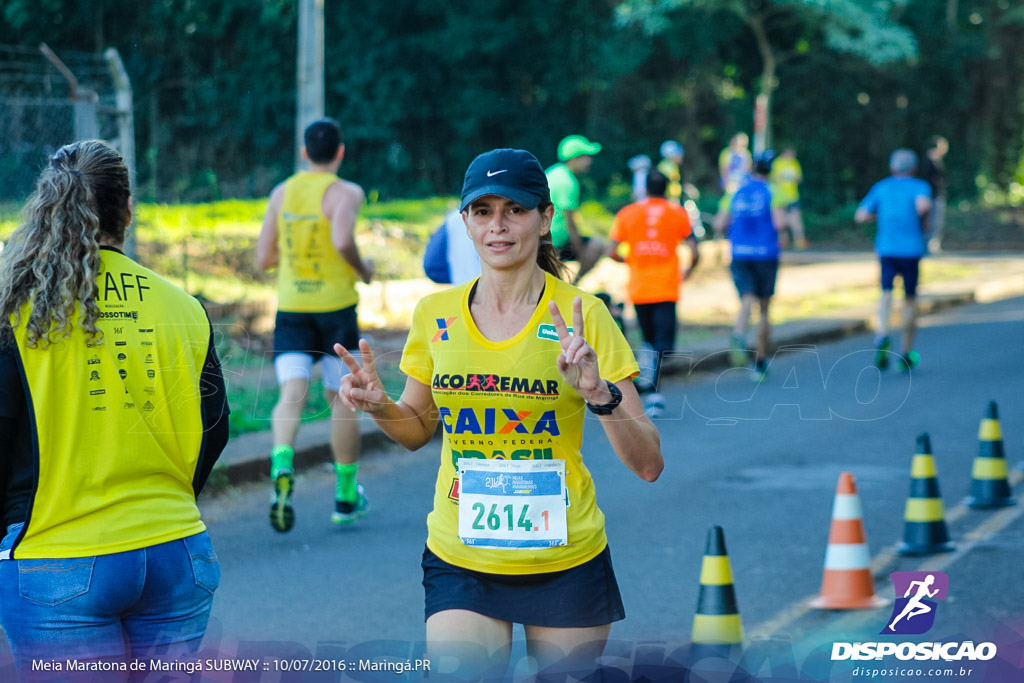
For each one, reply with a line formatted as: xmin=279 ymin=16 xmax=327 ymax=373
xmin=585 ymin=380 xmax=623 ymax=416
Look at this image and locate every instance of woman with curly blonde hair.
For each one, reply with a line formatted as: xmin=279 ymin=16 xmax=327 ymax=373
xmin=0 ymin=140 xmax=230 ymax=673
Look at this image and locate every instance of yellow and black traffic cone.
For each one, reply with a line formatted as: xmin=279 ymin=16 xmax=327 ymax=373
xmin=691 ymin=525 xmax=743 ymax=660
xmin=965 ymin=401 xmax=1016 ymax=509
xmin=897 ymin=433 xmax=955 ymax=555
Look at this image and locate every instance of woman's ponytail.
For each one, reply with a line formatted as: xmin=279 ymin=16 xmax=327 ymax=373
xmin=0 ymin=141 xmax=129 ymax=347
xmin=535 ymin=201 xmax=567 ymax=280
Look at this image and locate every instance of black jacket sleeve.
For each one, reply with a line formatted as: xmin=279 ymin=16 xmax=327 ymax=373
xmin=0 ymin=337 xmax=24 ymax=517
xmin=193 ymin=324 xmax=231 ymax=496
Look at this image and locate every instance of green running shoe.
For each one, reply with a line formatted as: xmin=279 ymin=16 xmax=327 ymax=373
xmin=729 ymin=334 xmax=747 ymax=368
xmin=874 ymin=337 xmax=891 ymax=369
xmin=269 ymin=472 xmax=295 ymax=533
xmin=331 ymin=484 xmax=369 ymax=525
xmin=751 ymin=359 xmax=769 ymax=383
xmin=897 ymin=350 xmax=920 ymax=373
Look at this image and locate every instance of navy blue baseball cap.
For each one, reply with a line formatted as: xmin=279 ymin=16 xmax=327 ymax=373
xmin=459 ymin=149 xmax=551 ymax=212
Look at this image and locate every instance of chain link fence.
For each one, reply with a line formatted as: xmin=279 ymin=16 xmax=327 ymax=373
xmin=0 ymin=44 xmax=123 ymax=205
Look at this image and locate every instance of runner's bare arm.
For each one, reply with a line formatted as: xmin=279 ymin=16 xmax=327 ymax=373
xmin=256 ymin=184 xmax=284 ymax=270
xmin=684 ymin=234 xmax=700 ymax=278
xmin=713 ymin=208 xmax=731 ymax=235
xmin=327 ymin=181 xmax=373 ymax=283
xmin=606 ymin=239 xmax=625 ymax=263
xmin=549 ymin=299 xmax=663 ymax=482
xmin=772 ymin=207 xmax=787 ymax=233
xmin=565 ymin=210 xmax=584 ymax=255
xmin=603 ymin=377 xmax=663 ymax=482
xmin=854 ymin=206 xmax=875 ymax=224
xmin=915 ymin=195 xmax=932 ymax=228
xmin=335 ymin=340 xmax=438 ymax=450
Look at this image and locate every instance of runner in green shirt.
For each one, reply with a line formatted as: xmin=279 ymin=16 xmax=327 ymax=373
xmin=546 ymin=135 xmax=606 ymax=284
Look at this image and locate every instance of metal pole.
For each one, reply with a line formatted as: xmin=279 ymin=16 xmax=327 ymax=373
xmin=39 ymin=43 xmax=100 ymax=142
xmin=104 ymin=47 xmax=138 ymax=260
xmin=753 ymin=94 xmax=768 ymax=156
xmin=295 ymin=0 xmax=325 ymax=172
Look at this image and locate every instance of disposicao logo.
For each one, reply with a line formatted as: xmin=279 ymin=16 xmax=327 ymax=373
xmin=831 ymin=570 xmax=997 ymax=663
xmin=882 ymin=571 xmax=948 ymax=635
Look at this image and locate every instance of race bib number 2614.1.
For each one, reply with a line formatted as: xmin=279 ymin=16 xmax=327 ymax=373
xmin=457 ymin=459 xmax=567 ymax=549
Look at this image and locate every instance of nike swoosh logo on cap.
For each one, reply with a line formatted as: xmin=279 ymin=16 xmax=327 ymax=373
xmin=486 ymin=169 xmax=508 ymax=177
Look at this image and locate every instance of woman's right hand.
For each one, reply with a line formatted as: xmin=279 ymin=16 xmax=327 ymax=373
xmin=335 ymin=339 xmax=390 ymax=414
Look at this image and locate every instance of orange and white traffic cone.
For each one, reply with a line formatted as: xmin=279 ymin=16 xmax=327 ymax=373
xmin=810 ymin=472 xmax=888 ymax=610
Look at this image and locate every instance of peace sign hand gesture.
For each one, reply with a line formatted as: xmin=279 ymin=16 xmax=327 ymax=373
xmin=548 ymin=297 xmax=610 ymax=405
xmin=335 ymin=339 xmax=391 ymax=415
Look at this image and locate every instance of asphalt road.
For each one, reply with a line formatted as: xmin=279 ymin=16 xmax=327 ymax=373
xmin=165 ymin=295 xmax=1024 ymax=679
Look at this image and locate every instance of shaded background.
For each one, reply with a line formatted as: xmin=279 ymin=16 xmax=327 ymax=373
xmin=1 ymin=0 xmax=1022 ymax=214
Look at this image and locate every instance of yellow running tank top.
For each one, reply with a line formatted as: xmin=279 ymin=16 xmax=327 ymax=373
xmin=400 ymin=273 xmax=640 ymax=574
xmin=277 ymin=172 xmax=359 ymax=312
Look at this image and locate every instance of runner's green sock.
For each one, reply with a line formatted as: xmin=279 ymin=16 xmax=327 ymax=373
xmin=270 ymin=445 xmax=294 ymax=479
xmin=335 ymin=462 xmax=359 ymax=502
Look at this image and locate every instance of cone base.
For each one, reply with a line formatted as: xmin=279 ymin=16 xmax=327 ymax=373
xmin=896 ymin=541 xmax=955 ymax=556
xmin=809 ymin=594 xmax=889 ymax=610
xmin=963 ymin=496 xmax=1016 ymax=509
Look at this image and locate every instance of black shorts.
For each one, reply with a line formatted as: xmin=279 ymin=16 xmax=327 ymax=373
xmin=557 ymin=236 xmax=592 ymax=263
xmin=880 ymin=256 xmax=921 ymax=297
xmin=422 ymin=546 xmax=625 ymax=628
xmin=273 ymin=305 xmax=360 ymax=359
xmin=731 ymin=259 xmax=779 ymax=299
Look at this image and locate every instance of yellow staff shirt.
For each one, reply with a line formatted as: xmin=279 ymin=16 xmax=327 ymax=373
xmin=11 ymin=248 xmax=214 ymax=558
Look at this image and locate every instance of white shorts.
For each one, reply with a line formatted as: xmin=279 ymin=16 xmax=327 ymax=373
xmin=274 ymin=352 xmax=352 ymax=393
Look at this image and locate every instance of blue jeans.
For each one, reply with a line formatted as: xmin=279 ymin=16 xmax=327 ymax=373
xmin=0 ymin=525 xmax=219 ymax=679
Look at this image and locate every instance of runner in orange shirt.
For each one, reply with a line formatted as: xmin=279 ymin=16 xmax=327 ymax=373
xmin=608 ymin=170 xmax=700 ymax=417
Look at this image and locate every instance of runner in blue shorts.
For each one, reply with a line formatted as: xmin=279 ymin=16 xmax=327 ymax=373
xmin=719 ymin=151 xmax=785 ymax=381
xmin=855 ymin=149 xmax=932 ymax=371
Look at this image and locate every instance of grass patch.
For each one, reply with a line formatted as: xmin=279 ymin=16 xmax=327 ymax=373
xmin=224 ymin=384 xmax=332 ymax=438
xmin=213 ymin=332 xmax=408 ymax=439
xmin=0 ymin=194 xmax=1008 ymax=439
xmin=0 ymin=203 xmax=19 ymax=236
xmin=1 ymin=196 xmax=454 ymax=289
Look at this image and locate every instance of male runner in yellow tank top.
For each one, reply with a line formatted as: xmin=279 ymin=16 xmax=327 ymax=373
xmin=257 ymin=118 xmax=374 ymax=532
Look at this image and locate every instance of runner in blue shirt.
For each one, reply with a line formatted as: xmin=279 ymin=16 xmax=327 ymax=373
xmin=855 ymin=149 xmax=932 ymax=371
xmin=718 ymin=151 xmax=785 ymax=381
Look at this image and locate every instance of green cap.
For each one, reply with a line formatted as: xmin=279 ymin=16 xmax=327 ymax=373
xmin=557 ymin=134 xmax=602 ymax=162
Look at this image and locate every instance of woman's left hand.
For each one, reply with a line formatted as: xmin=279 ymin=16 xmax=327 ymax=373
xmin=548 ymin=297 xmax=610 ymax=405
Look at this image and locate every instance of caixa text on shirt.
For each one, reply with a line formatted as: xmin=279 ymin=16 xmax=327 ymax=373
xmin=439 ymin=407 xmax=560 ymax=436
xmin=432 ymin=373 xmax=560 ymax=397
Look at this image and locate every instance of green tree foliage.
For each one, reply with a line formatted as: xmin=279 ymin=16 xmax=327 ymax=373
xmin=616 ymin=0 xmax=917 ymax=159
xmin=1 ymin=0 xmax=1022 ymax=210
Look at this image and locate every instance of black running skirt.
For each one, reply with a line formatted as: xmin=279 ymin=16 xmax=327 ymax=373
xmin=421 ymin=545 xmax=625 ymax=628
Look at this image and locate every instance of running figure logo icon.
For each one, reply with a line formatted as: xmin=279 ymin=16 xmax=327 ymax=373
xmin=881 ymin=571 xmax=949 ymax=635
